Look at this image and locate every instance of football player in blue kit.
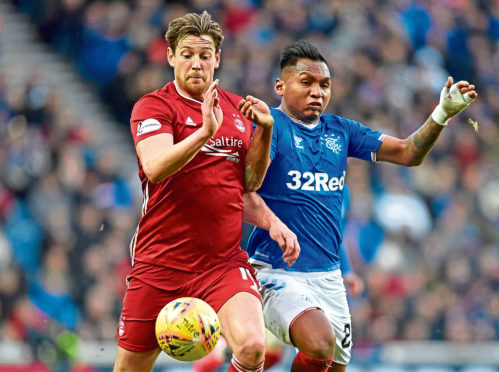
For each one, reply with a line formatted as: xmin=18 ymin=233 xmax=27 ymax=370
xmin=245 ymin=40 xmax=477 ymax=372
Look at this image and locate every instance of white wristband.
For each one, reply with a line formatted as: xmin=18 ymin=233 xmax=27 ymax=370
xmin=431 ymin=104 xmax=449 ymax=126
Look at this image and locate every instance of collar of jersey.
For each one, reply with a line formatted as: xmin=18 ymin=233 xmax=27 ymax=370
xmin=276 ymin=106 xmax=320 ymax=129
xmin=173 ymin=80 xmax=205 ymax=105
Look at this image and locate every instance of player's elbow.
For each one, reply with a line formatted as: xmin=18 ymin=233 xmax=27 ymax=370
xmin=245 ymin=179 xmax=263 ymax=192
xmin=245 ymin=169 xmax=264 ymax=192
xmin=408 ymin=158 xmax=424 ymax=167
xmin=146 ymin=173 xmax=162 ymax=184
xmin=245 ymin=159 xmax=270 ymax=191
xmin=143 ymin=164 xmax=165 ymax=184
xmin=396 ymin=142 xmax=425 ymax=167
xmin=148 ymin=176 xmax=162 ymax=184
xmin=404 ymin=154 xmax=425 ymax=167
xmin=382 ymin=153 xmax=423 ymax=167
xmin=396 ymin=157 xmax=423 ymax=167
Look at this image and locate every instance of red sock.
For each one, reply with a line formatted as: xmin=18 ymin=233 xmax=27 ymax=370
xmin=291 ymin=351 xmax=334 ymax=372
xmin=227 ymin=355 xmax=264 ymax=372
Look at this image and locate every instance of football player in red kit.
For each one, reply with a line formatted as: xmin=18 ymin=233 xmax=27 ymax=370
xmin=113 ymin=11 xmax=300 ymax=372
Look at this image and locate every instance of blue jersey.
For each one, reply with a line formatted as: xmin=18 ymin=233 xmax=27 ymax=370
xmin=247 ymin=108 xmax=384 ymax=272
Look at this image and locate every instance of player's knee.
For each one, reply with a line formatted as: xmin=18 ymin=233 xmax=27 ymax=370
xmin=303 ymin=333 xmax=336 ymax=360
xmin=233 ymin=336 xmax=266 ymax=364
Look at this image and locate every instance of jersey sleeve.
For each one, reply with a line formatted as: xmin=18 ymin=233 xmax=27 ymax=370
xmin=130 ymin=95 xmax=174 ymax=147
xmin=344 ymin=118 xmax=384 ymax=162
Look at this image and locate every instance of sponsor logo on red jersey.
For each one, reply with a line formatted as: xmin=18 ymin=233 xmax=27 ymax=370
xmin=137 ymin=118 xmax=161 ymax=135
xmin=201 ymin=136 xmax=244 ymax=163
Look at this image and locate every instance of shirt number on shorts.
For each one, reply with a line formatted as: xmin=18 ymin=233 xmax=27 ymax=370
xmin=239 ymin=267 xmax=260 ymax=292
xmin=341 ymin=323 xmax=352 ymax=348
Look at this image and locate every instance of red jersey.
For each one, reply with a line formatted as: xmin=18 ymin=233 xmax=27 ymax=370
xmin=129 ymin=81 xmax=253 ymax=275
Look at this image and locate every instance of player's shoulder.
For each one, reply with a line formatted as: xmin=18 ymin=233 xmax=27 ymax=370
xmin=270 ymin=107 xmax=284 ymax=117
xmin=321 ymin=113 xmax=361 ymax=130
xmin=132 ymin=83 xmax=175 ymax=117
xmin=321 ymin=112 xmax=348 ymax=124
xmin=269 ymin=107 xmax=290 ymax=127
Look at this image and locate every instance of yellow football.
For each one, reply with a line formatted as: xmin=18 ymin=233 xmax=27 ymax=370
xmin=155 ymin=297 xmax=221 ymax=361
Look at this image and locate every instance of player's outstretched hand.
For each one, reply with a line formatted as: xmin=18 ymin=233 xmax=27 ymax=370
xmin=431 ymin=76 xmax=478 ymax=126
xmin=269 ymin=219 xmax=300 ymax=267
xmin=201 ymin=79 xmax=223 ymax=136
xmin=238 ymin=96 xmax=273 ymax=129
xmin=343 ymin=272 xmax=364 ymax=297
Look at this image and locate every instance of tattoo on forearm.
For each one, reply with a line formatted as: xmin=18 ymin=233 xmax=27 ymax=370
xmin=408 ymin=117 xmax=444 ymax=163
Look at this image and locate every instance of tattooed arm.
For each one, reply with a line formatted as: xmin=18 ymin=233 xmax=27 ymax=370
xmin=375 ymin=116 xmax=445 ymax=166
xmin=376 ymin=77 xmax=477 ymax=166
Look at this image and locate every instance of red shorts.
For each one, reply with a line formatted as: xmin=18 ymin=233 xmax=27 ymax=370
xmin=117 ymin=258 xmax=261 ymax=352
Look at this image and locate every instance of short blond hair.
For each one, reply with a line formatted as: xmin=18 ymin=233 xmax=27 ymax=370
xmin=165 ymin=11 xmax=224 ymax=52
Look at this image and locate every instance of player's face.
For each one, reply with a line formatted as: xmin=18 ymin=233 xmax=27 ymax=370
xmin=275 ymin=59 xmax=331 ymax=122
xmin=168 ymin=34 xmax=221 ymax=101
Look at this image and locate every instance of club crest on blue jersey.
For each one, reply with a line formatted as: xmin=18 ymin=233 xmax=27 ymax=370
xmin=322 ymin=133 xmax=342 ymax=154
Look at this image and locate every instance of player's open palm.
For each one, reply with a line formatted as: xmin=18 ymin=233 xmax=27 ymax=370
xmin=202 ymin=79 xmax=223 ymax=136
xmin=238 ymin=96 xmax=273 ymax=129
xmin=269 ymin=220 xmax=300 ymax=267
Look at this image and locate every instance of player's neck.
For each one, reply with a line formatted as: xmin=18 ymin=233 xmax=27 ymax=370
xmin=174 ymin=80 xmax=205 ymax=104
xmin=277 ymin=105 xmax=320 ymax=128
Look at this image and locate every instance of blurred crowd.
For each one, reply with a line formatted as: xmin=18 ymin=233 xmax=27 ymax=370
xmin=1 ymin=0 xmax=498 ymax=369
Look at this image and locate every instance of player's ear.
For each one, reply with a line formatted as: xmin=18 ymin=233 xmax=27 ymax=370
xmin=214 ymin=49 xmax=221 ymax=69
xmin=275 ymin=78 xmax=284 ymax=97
xmin=167 ymin=47 xmax=175 ymax=67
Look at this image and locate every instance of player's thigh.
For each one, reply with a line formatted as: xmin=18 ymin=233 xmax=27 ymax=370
xmin=217 ymin=291 xmax=266 ymax=353
xmin=197 ymin=264 xmax=262 ymax=312
xmin=256 ymin=269 xmax=325 ymax=346
xmin=289 ymin=308 xmax=336 ymax=357
xmin=117 ymin=278 xmax=177 ymax=352
xmin=199 ymin=265 xmax=265 ymax=356
xmin=113 ymin=346 xmax=161 ymax=372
